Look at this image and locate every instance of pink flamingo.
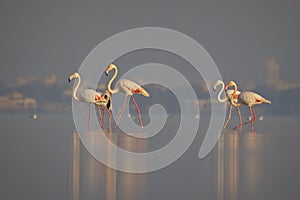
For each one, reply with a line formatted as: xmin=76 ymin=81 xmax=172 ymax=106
xmin=225 ymin=81 xmax=271 ymax=131
xmin=105 ymin=64 xmax=150 ymax=128
xmin=69 ymin=72 xmax=109 ymax=129
xmin=213 ymin=80 xmax=243 ymax=129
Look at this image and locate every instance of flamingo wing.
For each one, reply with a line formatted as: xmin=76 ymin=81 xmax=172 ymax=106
xmin=116 ymin=79 xmax=150 ymax=97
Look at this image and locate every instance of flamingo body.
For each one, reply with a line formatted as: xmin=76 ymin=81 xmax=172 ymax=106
xmin=80 ymin=89 xmax=104 ymax=103
xmin=114 ymin=79 xmax=150 ymax=97
xmin=238 ymin=91 xmax=271 ymax=106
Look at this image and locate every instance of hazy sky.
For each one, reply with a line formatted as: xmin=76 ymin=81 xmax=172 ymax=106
xmin=0 ymin=0 xmax=299 ymax=85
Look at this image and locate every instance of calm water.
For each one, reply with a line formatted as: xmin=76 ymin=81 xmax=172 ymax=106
xmin=0 ymin=113 xmax=300 ymax=200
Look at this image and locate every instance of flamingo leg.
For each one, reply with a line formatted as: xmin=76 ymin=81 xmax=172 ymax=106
xmin=239 ymin=106 xmax=256 ymax=131
xmin=223 ymin=104 xmax=233 ymax=129
xmin=239 ymin=106 xmax=255 ymax=131
xmin=251 ymin=106 xmax=256 ymax=131
xmin=98 ymin=106 xmax=103 ymax=129
xmin=114 ymin=95 xmax=127 ymax=128
xmin=239 ymin=106 xmax=253 ymax=127
xmin=237 ymin=107 xmax=243 ymax=130
xmin=232 ymin=107 xmax=243 ymax=130
xmin=107 ymin=109 xmax=112 ymax=129
xmin=131 ymin=95 xmax=143 ymax=128
xmin=88 ymin=103 xmax=91 ymax=131
xmin=102 ymin=108 xmax=106 ymax=129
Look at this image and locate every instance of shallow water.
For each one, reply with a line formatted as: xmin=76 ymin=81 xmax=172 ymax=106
xmin=0 ymin=113 xmax=299 ymax=200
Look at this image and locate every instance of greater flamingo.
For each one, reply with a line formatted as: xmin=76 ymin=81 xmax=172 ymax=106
xmin=213 ymin=80 xmax=243 ymax=129
xmin=225 ymin=81 xmax=271 ymax=131
xmin=105 ymin=64 xmax=150 ymax=128
xmin=69 ymin=72 xmax=109 ymax=129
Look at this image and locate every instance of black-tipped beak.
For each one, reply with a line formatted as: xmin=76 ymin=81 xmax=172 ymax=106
xmin=105 ymin=71 xmax=108 ymax=76
xmin=68 ymin=78 xmax=71 ymax=82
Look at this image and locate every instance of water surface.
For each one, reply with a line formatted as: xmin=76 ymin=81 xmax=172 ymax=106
xmin=0 ymin=114 xmax=299 ymax=200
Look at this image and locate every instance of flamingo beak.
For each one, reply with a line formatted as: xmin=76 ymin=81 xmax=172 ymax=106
xmin=224 ymin=85 xmax=229 ymax=90
xmin=105 ymin=67 xmax=109 ymax=76
xmin=68 ymin=74 xmax=74 ymax=82
xmin=213 ymin=83 xmax=218 ymax=91
xmin=105 ymin=66 xmax=111 ymax=76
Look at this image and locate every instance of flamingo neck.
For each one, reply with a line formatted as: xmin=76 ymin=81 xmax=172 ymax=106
xmin=230 ymin=82 xmax=239 ymax=107
xmin=217 ymin=81 xmax=227 ymax=103
xmin=107 ymin=65 xmax=119 ymax=94
xmin=73 ymin=75 xmax=80 ymax=101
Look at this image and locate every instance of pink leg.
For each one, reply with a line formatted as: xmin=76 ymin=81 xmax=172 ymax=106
xmin=239 ymin=106 xmax=255 ymax=131
xmin=88 ymin=104 xmax=91 ymax=131
xmin=131 ymin=96 xmax=143 ymax=128
xmin=223 ymin=104 xmax=233 ymax=129
xmin=233 ymin=106 xmax=255 ymax=130
xmin=102 ymin=108 xmax=106 ymax=128
xmin=239 ymin=106 xmax=256 ymax=131
xmin=114 ymin=95 xmax=127 ymax=128
xmin=251 ymin=106 xmax=256 ymax=131
xmin=98 ymin=106 xmax=103 ymax=129
xmin=233 ymin=107 xmax=243 ymax=130
xmin=107 ymin=109 xmax=112 ymax=129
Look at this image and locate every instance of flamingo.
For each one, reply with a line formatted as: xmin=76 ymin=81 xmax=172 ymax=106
xmin=105 ymin=64 xmax=150 ymax=128
xmin=213 ymin=80 xmax=243 ymax=129
xmin=68 ymin=72 xmax=109 ymax=129
xmin=225 ymin=81 xmax=271 ymax=131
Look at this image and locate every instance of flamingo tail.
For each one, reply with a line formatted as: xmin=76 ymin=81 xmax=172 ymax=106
xmin=263 ymin=99 xmax=271 ymax=104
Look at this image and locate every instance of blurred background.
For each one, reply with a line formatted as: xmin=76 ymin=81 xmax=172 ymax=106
xmin=0 ymin=0 xmax=299 ymax=115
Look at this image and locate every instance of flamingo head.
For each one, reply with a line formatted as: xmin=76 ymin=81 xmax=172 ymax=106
xmin=213 ymin=80 xmax=223 ymax=91
xmin=68 ymin=72 xmax=79 ymax=82
xmin=224 ymin=81 xmax=236 ymax=90
xmin=105 ymin=64 xmax=117 ymax=76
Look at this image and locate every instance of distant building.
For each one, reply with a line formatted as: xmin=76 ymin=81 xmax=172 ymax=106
xmin=0 ymin=92 xmax=37 ymax=110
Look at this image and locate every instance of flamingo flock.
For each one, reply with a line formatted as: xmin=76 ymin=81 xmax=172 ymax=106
xmin=68 ymin=64 xmax=271 ymax=132
xmin=69 ymin=64 xmax=149 ymax=129
xmin=214 ymin=80 xmax=271 ymax=131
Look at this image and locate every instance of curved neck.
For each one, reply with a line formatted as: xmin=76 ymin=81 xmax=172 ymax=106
xmin=107 ymin=65 xmax=119 ymax=94
xmin=230 ymin=83 xmax=239 ymax=106
xmin=216 ymin=81 xmax=227 ymax=102
xmin=73 ymin=75 xmax=80 ymax=101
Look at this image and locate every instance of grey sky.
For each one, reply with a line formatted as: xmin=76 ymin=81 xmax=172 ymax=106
xmin=0 ymin=0 xmax=299 ymax=85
